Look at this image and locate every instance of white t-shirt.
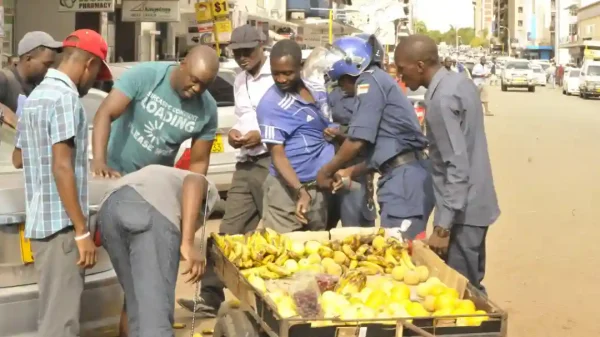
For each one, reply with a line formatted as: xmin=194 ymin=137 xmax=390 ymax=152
xmin=472 ymin=63 xmax=487 ymax=86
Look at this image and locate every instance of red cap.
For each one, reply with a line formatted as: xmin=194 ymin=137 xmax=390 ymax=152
xmin=63 ymin=29 xmax=112 ymax=81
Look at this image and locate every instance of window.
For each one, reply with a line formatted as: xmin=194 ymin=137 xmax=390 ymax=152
xmin=518 ymin=6 xmax=523 ymax=13
xmin=207 ymin=71 xmax=235 ymax=107
xmin=588 ymin=65 xmax=600 ymax=76
xmin=570 ymin=70 xmax=580 ymax=77
xmin=518 ymin=20 xmax=523 ymax=27
xmin=587 ymin=24 xmax=595 ymax=36
xmin=506 ymin=62 xmax=530 ymax=70
xmin=533 ymin=68 xmax=542 ymax=73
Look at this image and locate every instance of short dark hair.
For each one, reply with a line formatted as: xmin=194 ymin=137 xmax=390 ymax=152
xmin=60 ymin=36 xmax=96 ymax=63
xmin=270 ymin=39 xmax=302 ymax=66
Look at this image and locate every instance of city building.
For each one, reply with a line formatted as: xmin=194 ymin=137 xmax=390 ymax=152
xmin=560 ymin=0 xmax=600 ymax=65
xmin=474 ymin=0 xmax=494 ymax=38
xmin=557 ymin=0 xmax=580 ymax=63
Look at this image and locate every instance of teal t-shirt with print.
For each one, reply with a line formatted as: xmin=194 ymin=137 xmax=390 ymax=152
xmin=107 ymin=62 xmax=218 ymax=174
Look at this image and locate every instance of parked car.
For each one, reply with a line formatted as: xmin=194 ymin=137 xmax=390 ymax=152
xmin=531 ymin=64 xmax=546 ymax=86
xmin=562 ymin=69 xmax=581 ymax=95
xmin=501 ymin=60 xmax=535 ymax=92
xmin=96 ymin=62 xmax=239 ymax=195
xmin=0 ymin=91 xmax=123 ymax=336
xmin=578 ymin=60 xmax=600 ymax=99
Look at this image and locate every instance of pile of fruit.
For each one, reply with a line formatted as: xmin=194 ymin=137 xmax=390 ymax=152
xmin=213 ymin=229 xmax=490 ymax=327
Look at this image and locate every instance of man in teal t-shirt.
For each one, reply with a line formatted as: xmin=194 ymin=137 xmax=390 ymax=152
xmin=90 ymin=45 xmax=220 ymax=337
xmin=92 ymin=45 xmax=220 ymax=176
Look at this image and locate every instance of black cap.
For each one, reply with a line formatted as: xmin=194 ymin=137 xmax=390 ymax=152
xmin=229 ymin=25 xmax=265 ymax=50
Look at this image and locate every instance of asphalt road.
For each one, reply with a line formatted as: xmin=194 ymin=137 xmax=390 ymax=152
xmin=114 ymin=84 xmax=600 ymax=337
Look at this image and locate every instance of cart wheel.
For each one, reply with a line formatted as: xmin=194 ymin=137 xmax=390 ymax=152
xmin=213 ymin=302 xmax=261 ymax=337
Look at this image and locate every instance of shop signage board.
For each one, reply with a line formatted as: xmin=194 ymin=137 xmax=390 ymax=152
xmin=58 ymin=0 xmax=115 ymax=12
xmin=122 ymin=0 xmax=180 ymax=22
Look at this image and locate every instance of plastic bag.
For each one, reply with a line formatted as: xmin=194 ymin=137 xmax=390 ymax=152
xmin=315 ymin=273 xmax=339 ymax=293
xmin=290 ymin=276 xmax=323 ymax=319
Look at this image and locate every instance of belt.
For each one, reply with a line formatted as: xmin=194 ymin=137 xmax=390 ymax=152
xmin=377 ymin=150 xmax=425 ymax=176
xmin=244 ymin=152 xmax=270 ymax=163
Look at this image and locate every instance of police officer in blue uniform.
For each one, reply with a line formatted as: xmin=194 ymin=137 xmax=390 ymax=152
xmin=316 ymin=35 xmax=434 ymax=239
xmin=325 ymin=84 xmax=376 ymax=228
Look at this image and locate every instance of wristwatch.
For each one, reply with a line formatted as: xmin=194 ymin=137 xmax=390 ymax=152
xmin=433 ymin=226 xmax=451 ymax=238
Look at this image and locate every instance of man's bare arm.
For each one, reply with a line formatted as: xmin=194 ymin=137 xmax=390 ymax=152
xmin=91 ymin=89 xmax=132 ymax=164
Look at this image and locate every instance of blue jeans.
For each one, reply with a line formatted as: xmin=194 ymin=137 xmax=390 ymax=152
xmin=98 ymin=186 xmax=181 ymax=337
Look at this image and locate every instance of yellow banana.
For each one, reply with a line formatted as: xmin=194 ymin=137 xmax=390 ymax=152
xmin=366 ymin=255 xmax=388 ymax=266
xmin=319 ymin=246 xmax=334 ymax=258
xmin=264 ymin=244 xmax=279 ymax=255
xmin=349 ymin=260 xmax=358 ymax=270
xmin=342 ymin=244 xmax=357 ymax=260
xmin=266 ymin=262 xmax=292 ymax=277
xmin=262 ymin=255 xmax=275 ymax=264
xmin=356 ymin=244 xmax=369 ymax=256
xmin=258 ymin=269 xmax=281 ymax=280
xmin=358 ymin=261 xmax=385 ymax=274
xmin=384 ymin=248 xmax=400 ymax=265
xmin=274 ymin=252 xmax=289 ymax=266
xmin=401 ymin=250 xmax=416 ymax=270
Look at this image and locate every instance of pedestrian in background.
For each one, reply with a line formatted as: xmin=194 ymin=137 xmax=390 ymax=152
xmin=471 ymin=57 xmax=493 ymax=116
xmin=395 ymin=35 xmax=500 ymax=293
xmin=19 ymin=29 xmax=111 ymax=337
xmin=177 ymin=25 xmax=273 ymax=316
xmin=97 ymin=165 xmax=218 ymax=337
xmin=489 ymin=59 xmax=498 ymax=86
xmin=317 ymin=36 xmax=433 ymax=241
xmin=547 ymin=62 xmax=556 ymax=88
xmin=258 ymin=39 xmax=334 ymax=231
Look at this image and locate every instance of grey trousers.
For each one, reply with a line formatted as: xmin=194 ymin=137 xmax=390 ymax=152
xmin=262 ymin=174 xmax=328 ymax=233
xmin=446 ymin=224 xmax=488 ymax=293
xmin=200 ymin=157 xmax=270 ymax=307
xmin=219 ymin=156 xmax=270 ymax=234
xmin=98 ymin=186 xmax=181 ymax=337
xmin=31 ymin=227 xmax=85 ymax=337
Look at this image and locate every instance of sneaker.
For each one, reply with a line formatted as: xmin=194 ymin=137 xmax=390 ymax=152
xmin=177 ymin=297 xmax=218 ymax=318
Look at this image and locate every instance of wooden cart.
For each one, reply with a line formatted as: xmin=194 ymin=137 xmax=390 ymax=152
xmin=209 ymin=228 xmax=508 ymax=337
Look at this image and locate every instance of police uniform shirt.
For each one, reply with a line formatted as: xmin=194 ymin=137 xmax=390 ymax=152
xmin=347 ymin=65 xmax=428 ymax=170
xmin=328 ymin=86 xmax=356 ymax=126
xmin=257 ymin=80 xmax=335 ymax=182
xmin=425 ymin=67 xmax=500 ymax=228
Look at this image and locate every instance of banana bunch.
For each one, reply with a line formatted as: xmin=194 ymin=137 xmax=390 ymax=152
xmin=214 ymin=229 xmax=293 ymax=279
xmin=326 ymin=230 xmax=413 ymax=276
xmin=335 ymin=270 xmax=367 ymax=295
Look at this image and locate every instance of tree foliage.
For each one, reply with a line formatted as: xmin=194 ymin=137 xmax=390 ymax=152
xmin=412 ymin=21 xmax=489 ymax=48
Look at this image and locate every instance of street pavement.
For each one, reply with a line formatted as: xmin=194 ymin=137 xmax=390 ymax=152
xmin=110 ymin=84 xmax=600 ymax=337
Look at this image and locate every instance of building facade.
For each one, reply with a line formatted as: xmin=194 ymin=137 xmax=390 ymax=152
xmin=475 ymin=0 xmax=494 ymax=38
xmin=559 ymin=0 xmax=600 ymax=64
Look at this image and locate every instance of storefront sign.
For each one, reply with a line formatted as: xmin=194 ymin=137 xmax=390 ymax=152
xmin=58 ymin=0 xmax=115 ymax=12
xmin=122 ymin=0 xmax=180 ymax=22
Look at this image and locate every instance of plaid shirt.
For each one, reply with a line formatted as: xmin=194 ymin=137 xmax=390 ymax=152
xmin=19 ymin=69 xmax=89 ymax=239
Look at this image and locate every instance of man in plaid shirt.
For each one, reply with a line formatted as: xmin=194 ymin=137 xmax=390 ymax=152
xmin=18 ymin=29 xmax=111 ymax=337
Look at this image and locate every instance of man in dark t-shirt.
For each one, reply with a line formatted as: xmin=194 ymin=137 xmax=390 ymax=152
xmin=2 ymin=31 xmax=61 ymax=167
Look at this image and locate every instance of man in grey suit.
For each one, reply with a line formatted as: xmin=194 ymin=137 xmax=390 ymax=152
xmin=394 ymin=35 xmax=500 ymax=293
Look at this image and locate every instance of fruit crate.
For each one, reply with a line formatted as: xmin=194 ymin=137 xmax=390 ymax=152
xmin=209 ymin=228 xmax=508 ymax=337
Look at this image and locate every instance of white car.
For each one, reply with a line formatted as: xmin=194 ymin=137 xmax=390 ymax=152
xmin=501 ymin=60 xmax=536 ymax=92
xmin=100 ymin=62 xmax=240 ymax=195
xmin=563 ymin=69 xmax=581 ymax=95
xmin=531 ymin=65 xmax=546 ymax=86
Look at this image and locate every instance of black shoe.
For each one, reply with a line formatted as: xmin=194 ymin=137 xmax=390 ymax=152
xmin=177 ymin=297 xmax=218 ymax=318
